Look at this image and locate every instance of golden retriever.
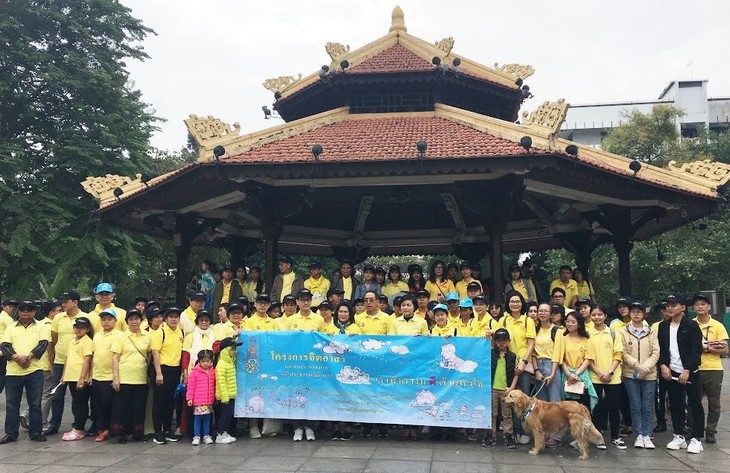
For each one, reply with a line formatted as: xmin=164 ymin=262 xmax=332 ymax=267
xmin=503 ymin=389 xmax=603 ymax=460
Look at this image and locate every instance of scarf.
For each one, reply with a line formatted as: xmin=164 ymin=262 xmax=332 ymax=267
xmin=562 ymin=368 xmax=599 ymax=412
xmin=188 ymin=326 xmax=214 ymax=370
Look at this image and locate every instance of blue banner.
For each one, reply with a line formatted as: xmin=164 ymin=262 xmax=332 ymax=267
xmin=234 ymin=332 xmax=492 ymax=428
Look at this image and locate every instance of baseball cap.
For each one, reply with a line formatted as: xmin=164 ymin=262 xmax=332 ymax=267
xmin=145 ymin=307 xmax=162 ymax=321
xmin=432 ymin=303 xmax=448 ymax=314
xmin=195 ymin=310 xmax=213 ymax=323
xmin=1 ymin=298 xmax=19 ymax=307
xmin=282 ymin=295 xmax=297 ymax=304
xmin=615 ymin=296 xmax=631 ymax=307
xmin=226 ymin=303 xmax=244 ymax=313
xmin=189 ymin=291 xmax=206 ymax=301
xmin=327 ymin=288 xmax=344 ymax=297
xmin=95 ymin=283 xmax=114 ymax=294
xmin=466 ymin=281 xmax=482 ymax=291
xmin=73 ymin=316 xmax=92 ymax=328
xmin=493 ymin=328 xmax=511 ymax=340
xmin=666 ymin=293 xmax=686 ymax=305
xmin=576 ymin=297 xmax=595 ymax=309
xmin=393 ymin=295 xmax=404 ymax=307
xmin=691 ymin=293 xmax=711 ymax=305
xmin=60 ymin=290 xmax=81 ymax=302
xmin=472 ymin=294 xmax=488 ymax=304
xmin=550 ymin=304 xmax=565 ymax=315
xmin=296 ymin=288 xmax=313 ymax=299
xmin=416 ymin=289 xmax=430 ymax=298
xmin=127 ymin=308 xmax=144 ymax=320
xmin=255 ymin=293 xmax=272 ymax=303
xmin=427 ymin=301 xmax=438 ymax=311
xmin=164 ymin=307 xmax=181 ymax=317
xmin=318 ymin=301 xmax=334 ymax=311
xmin=308 ymin=261 xmax=323 ymax=269
xmin=17 ymin=300 xmax=37 ymax=311
xmin=629 ymin=300 xmax=646 ymax=312
xmin=445 ymin=292 xmax=459 ymax=302
xmin=99 ymin=308 xmax=117 ymax=319
xmin=458 ymin=297 xmax=474 ymax=308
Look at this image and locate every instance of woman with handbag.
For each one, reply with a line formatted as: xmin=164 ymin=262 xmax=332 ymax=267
xmin=556 ymin=312 xmax=598 ymax=412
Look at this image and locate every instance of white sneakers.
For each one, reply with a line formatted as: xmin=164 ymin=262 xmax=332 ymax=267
xmin=635 ymin=435 xmax=655 ymax=449
xmin=643 ymin=436 xmax=655 ymax=449
xmin=667 ymin=434 xmax=687 ymax=450
xmin=249 ymin=425 xmax=262 ymax=439
xmin=687 ymin=438 xmax=703 ymax=454
xmin=191 ymin=436 xmax=200 ymax=446
xmin=216 ymin=432 xmax=236 ymax=444
xmin=305 ymin=427 xmax=316 ymax=441
xmin=203 ymin=435 xmax=214 ymax=444
xmin=517 ymin=434 xmax=531 ymax=445
xmin=293 ymin=428 xmax=304 ymax=441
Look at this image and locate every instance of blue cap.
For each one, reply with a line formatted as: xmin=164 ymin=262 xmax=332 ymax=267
xmin=99 ymin=308 xmax=117 ymax=318
xmin=458 ymin=297 xmax=473 ymax=308
xmin=445 ymin=292 xmax=459 ymax=302
xmin=432 ymin=303 xmax=448 ymax=313
xmin=95 ymin=283 xmax=114 ymax=294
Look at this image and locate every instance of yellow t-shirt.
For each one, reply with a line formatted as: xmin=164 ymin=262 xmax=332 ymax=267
xmin=286 ymin=312 xmax=325 ymax=332
xmin=455 ymin=278 xmax=482 ymax=299
xmin=588 ymin=326 xmax=623 ymax=384
xmin=549 ymin=278 xmax=578 ymax=308
xmin=501 ymin=314 xmax=537 ymax=359
xmin=37 ymin=317 xmax=53 ymax=371
xmin=388 ymin=316 xmax=429 ymax=335
xmin=92 ymin=329 xmax=121 ymax=381
xmin=242 ymin=281 xmax=260 ymax=301
xmin=382 ymin=281 xmax=409 ymax=297
xmin=63 ymin=336 xmax=94 ymax=383
xmin=150 ymin=324 xmax=184 ymax=367
xmin=88 ymin=304 xmax=127 ymax=332
xmin=281 ymin=271 xmax=296 ymax=300
xmin=111 ymin=330 xmax=150 ymax=385
xmin=51 ymin=310 xmax=93 ymax=365
xmin=469 ymin=314 xmax=496 ymax=338
xmin=179 ymin=307 xmax=197 ymax=334
xmin=213 ymin=321 xmax=234 ymax=340
xmin=304 ymin=276 xmax=331 ymax=306
xmin=575 ymin=281 xmax=594 ymax=299
xmin=2 ymin=320 xmax=52 ymax=376
xmin=356 ymin=311 xmax=391 ymax=335
xmin=455 ymin=320 xmax=473 ymax=337
xmin=534 ymin=325 xmax=559 ymax=360
xmin=425 ymin=279 xmax=457 ymax=301
xmin=0 ymin=310 xmax=15 ymax=359
xmin=342 ymin=276 xmax=354 ymax=300
xmin=431 ymin=324 xmax=456 ymax=337
xmin=696 ymin=317 xmax=729 ymax=371
xmin=221 ymin=281 xmax=233 ymax=304
xmin=321 ymin=321 xmax=338 ymax=336
xmin=556 ymin=334 xmax=594 ymax=369
xmin=243 ymin=314 xmax=280 ymax=332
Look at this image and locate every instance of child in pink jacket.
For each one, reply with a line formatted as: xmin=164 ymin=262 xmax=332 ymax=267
xmin=186 ymin=350 xmax=216 ymax=445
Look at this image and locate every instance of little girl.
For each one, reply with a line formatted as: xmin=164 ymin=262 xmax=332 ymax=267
xmin=62 ymin=316 xmax=94 ymax=441
xmin=186 ymin=350 xmax=216 ymax=445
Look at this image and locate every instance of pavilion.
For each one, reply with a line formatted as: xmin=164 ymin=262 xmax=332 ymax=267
xmin=82 ymin=6 xmax=730 ymax=305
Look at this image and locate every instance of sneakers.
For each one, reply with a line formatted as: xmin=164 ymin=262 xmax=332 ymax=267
xmin=504 ymin=434 xmax=516 ymax=449
xmin=634 ymin=435 xmax=645 ymax=448
xmin=216 ymin=432 xmax=235 ymax=444
xmin=643 ymin=436 xmax=655 ymax=449
xmin=191 ymin=436 xmax=201 ymax=446
xmin=666 ymin=434 xmax=687 ymax=450
xmin=687 ymin=438 xmax=703 ymax=454
xmin=293 ymin=428 xmax=304 ymax=442
xmin=596 ymin=442 xmax=607 ymax=450
xmin=481 ymin=432 xmax=496 ymax=447
xmin=164 ymin=432 xmax=180 ymax=442
xmin=611 ymin=438 xmax=627 ymax=449
xmin=705 ymin=432 xmax=716 ymax=444
xmin=203 ymin=435 xmax=214 ymax=445
xmin=378 ymin=427 xmax=389 ymax=438
xmin=249 ymin=425 xmax=262 ymax=439
xmin=341 ymin=431 xmax=352 ymax=441
xmin=360 ymin=427 xmax=372 ymax=438
xmin=152 ymin=432 xmax=167 ymax=445
xmin=305 ymin=427 xmax=315 ymax=441
xmin=331 ymin=430 xmax=341 ymax=440
xmin=517 ymin=434 xmax=531 ymax=445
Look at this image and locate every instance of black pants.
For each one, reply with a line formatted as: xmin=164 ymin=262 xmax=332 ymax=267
xmin=619 ymin=382 xmax=632 ymax=427
xmin=111 ymin=384 xmax=147 ymax=437
xmin=0 ymin=356 xmax=6 ymax=394
xmin=592 ymin=383 xmax=621 ymax=439
xmin=70 ymin=384 xmax=91 ymax=430
xmin=217 ymin=401 xmax=234 ymax=434
xmin=667 ymin=370 xmax=704 ymax=440
xmin=152 ymin=365 xmax=181 ymax=434
xmin=91 ymin=381 xmax=114 ymax=431
xmin=655 ymin=377 xmax=669 ymax=423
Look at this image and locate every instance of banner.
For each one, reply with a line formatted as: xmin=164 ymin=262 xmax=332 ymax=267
xmin=234 ymin=332 xmax=492 ymax=428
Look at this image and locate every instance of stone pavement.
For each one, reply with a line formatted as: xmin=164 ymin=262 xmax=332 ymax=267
xmin=1 ymin=359 xmax=728 ymax=473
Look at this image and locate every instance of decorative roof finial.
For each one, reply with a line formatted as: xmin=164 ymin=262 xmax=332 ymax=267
xmin=390 ymin=6 xmax=406 ymax=33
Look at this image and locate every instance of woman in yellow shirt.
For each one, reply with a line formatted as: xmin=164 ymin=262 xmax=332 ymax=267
xmin=469 ymin=295 xmax=496 ymax=338
xmin=557 ymin=312 xmax=597 ymax=412
xmin=382 ymin=265 xmax=409 ymax=297
xmin=455 ymin=298 xmax=474 ymax=336
xmin=334 ymin=303 xmax=362 ymax=336
xmin=532 ymin=303 xmax=561 ymax=402
xmin=424 ymin=260 xmax=456 ymax=302
xmin=319 ymin=302 xmax=338 ymax=335
xmin=61 ymin=317 xmax=94 ymax=441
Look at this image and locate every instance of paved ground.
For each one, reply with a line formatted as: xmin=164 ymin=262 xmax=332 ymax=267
xmin=1 ymin=359 xmax=729 ymax=473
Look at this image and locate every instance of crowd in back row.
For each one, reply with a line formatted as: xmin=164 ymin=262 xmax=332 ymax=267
xmin=0 ymin=255 xmax=726 ymax=454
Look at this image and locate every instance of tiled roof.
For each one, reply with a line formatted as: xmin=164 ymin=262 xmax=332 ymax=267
xmin=347 ymin=43 xmax=434 ymax=74
xmin=225 ymin=116 xmax=535 ymax=163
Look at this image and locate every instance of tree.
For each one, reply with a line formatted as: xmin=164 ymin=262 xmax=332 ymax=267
xmin=0 ymin=0 xmax=159 ymax=296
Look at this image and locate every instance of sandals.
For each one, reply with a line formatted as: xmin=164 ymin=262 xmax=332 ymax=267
xmin=62 ymin=430 xmax=85 ymax=441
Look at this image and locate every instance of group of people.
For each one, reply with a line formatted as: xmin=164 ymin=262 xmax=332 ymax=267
xmin=0 ymin=257 xmax=726 ymax=457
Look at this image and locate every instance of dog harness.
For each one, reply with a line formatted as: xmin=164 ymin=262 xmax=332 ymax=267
xmin=521 ymin=401 xmax=536 ymax=422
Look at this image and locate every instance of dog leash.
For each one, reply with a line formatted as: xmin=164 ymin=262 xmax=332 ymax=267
xmin=529 ymin=379 xmax=547 ymax=399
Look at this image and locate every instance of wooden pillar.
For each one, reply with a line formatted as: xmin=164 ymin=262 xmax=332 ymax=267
xmin=596 ymin=206 xmax=634 ymax=297
xmin=489 ymin=221 xmax=506 ymax=303
xmin=614 ymin=238 xmax=633 ymax=296
xmin=560 ymin=230 xmax=594 ymax=282
xmin=263 ymin=225 xmax=282 ymax=291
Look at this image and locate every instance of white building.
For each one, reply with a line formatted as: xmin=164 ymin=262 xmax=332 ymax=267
xmin=559 ymin=80 xmax=730 ymax=146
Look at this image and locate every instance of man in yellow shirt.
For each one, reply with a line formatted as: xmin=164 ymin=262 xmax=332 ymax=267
xmin=0 ymin=300 xmax=51 ymax=443
xmin=243 ymin=294 xmax=279 ymax=332
xmin=303 ymin=261 xmax=330 ymax=310
xmin=150 ymin=307 xmax=185 ymax=445
xmin=0 ymin=298 xmax=19 ymax=395
xmin=46 ymin=289 xmax=92 ymax=436
xmin=356 ymin=291 xmax=391 ymax=335
xmin=692 ymin=293 xmax=729 ymax=444
xmin=88 ymin=282 xmax=126 ymax=332
xmin=271 ymin=256 xmax=304 ymax=304
xmin=549 ymin=265 xmax=578 ymax=309
xmin=455 ymin=262 xmax=482 ymax=299
xmin=211 ymin=265 xmax=243 ymax=320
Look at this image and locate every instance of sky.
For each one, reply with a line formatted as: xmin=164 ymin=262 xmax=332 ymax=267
xmin=120 ymin=0 xmax=730 ymax=152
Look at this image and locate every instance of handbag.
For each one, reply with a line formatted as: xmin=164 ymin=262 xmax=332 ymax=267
xmin=564 ymin=380 xmax=585 ymax=394
xmin=522 ymin=360 xmax=535 ymax=374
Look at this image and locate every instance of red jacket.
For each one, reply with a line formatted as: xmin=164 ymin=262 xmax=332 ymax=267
xmin=186 ymin=364 xmax=216 ymax=406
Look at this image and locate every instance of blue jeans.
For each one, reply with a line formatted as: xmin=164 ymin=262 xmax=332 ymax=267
xmin=535 ymin=358 xmax=562 ymax=402
xmin=49 ymin=363 xmax=67 ymax=429
xmin=193 ymin=413 xmax=211 ymax=438
xmin=623 ymin=377 xmax=655 ymax=437
xmin=4 ymin=370 xmax=44 ymax=438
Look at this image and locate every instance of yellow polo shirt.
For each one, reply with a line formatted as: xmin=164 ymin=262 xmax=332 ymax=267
xmin=93 ymin=329 xmax=121 ymax=381
xmin=469 ymin=314 xmax=496 ymax=338
xmin=0 ymin=310 xmax=15 ymax=359
xmin=555 ymin=334 xmax=594 ymax=369
xmin=88 ymin=304 xmax=127 ymax=332
xmin=388 ymin=316 xmax=429 ymax=335
xmin=575 ymin=281 xmax=594 ymax=299
xmin=549 ymin=278 xmax=578 ymax=308
xmin=356 ymin=311 xmax=391 ymax=335
xmin=150 ymin=324 xmax=184 ymax=366
xmin=39 ymin=317 xmax=53 ymax=371
xmin=51 ymin=310 xmax=93 ymax=364
xmin=111 ymin=330 xmax=150 ymax=385
xmin=62 ymin=335 xmax=94 ymax=383
xmin=382 ymin=281 xmax=408 ymax=297
xmin=505 ymin=279 xmax=537 ymax=302
xmin=286 ymin=312 xmax=325 ymax=332
xmin=2 ymin=320 xmax=51 ymax=376
xmin=696 ymin=317 xmax=729 ymax=371
xmin=456 ymin=278 xmax=481 ymax=299
xmin=213 ymin=321 xmax=234 ymax=340
xmin=341 ymin=276 xmax=354 ymax=300
xmin=588 ymin=326 xmax=623 ymax=384
xmin=321 ymin=321 xmax=338 ymax=336
xmin=180 ymin=307 xmax=197 ymax=332
xmin=243 ymin=314 xmax=280 ymax=332
xmin=425 ymin=279 xmax=456 ymax=301
xmin=431 ymin=324 xmax=456 ymax=337
xmin=221 ymin=281 xmax=233 ymax=304
xmin=500 ymin=314 xmax=536 ymax=359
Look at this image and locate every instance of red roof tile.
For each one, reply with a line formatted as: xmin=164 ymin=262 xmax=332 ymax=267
xmin=225 ymin=116 xmax=534 ymax=163
xmin=347 ymin=43 xmax=433 ymax=74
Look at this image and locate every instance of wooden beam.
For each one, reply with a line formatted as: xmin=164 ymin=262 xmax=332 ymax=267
xmin=178 ymin=191 xmax=245 ymax=214
xmin=354 ymin=195 xmax=375 ymax=234
xmin=525 ymin=180 xmax=675 ymax=208
xmin=440 ymin=193 xmax=466 ymax=233
xmin=522 ymin=196 xmax=556 ymax=226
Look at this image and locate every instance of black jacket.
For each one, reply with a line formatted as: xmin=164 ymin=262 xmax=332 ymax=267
xmin=491 ymin=348 xmax=517 ymax=384
xmin=658 ymin=314 xmax=702 ymax=373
